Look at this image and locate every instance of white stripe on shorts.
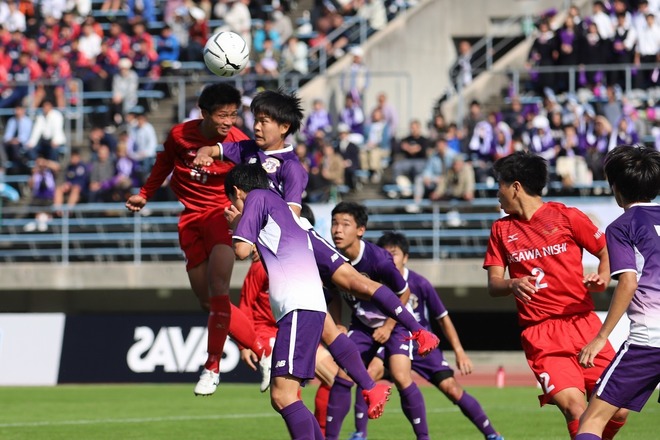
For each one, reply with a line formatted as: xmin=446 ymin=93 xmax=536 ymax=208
xmin=288 ymin=310 xmax=298 ymax=375
xmin=597 ymin=340 xmax=630 ymax=397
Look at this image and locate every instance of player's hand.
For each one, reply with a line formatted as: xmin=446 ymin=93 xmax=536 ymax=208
xmin=578 ymin=335 xmax=607 ymax=369
xmin=193 ymin=146 xmax=216 ymax=168
xmin=372 ymin=326 xmax=393 ymax=344
xmin=511 ymin=276 xmax=538 ymax=304
xmin=583 ymin=273 xmax=606 ymax=292
xmin=126 ymin=194 xmax=147 ymax=212
xmin=241 ymin=348 xmax=258 ymax=371
xmin=251 ymin=250 xmax=261 ymax=263
xmin=336 ymin=324 xmax=348 ymax=335
xmin=455 ymin=352 xmax=474 ymax=375
xmin=224 ymin=205 xmax=241 ymax=229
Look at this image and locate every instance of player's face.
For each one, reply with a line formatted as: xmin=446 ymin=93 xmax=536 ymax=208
xmin=497 ymin=180 xmax=518 ymax=215
xmin=202 ymin=104 xmax=238 ymax=138
xmin=331 ymin=213 xmax=364 ymax=251
xmin=383 ymin=245 xmax=407 ymax=272
xmin=253 ymin=112 xmax=289 ymax=151
xmin=228 ymin=187 xmax=246 ymax=212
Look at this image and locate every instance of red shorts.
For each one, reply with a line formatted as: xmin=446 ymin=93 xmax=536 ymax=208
xmin=521 ymin=311 xmax=616 ymax=406
xmin=178 ymin=207 xmax=232 ymax=271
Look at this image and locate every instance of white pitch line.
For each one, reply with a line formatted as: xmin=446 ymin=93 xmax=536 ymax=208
xmin=0 ymin=404 xmax=550 ymax=429
xmin=0 ymin=413 xmax=278 ymax=429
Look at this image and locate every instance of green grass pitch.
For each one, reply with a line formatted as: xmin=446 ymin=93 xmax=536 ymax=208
xmin=1 ymin=384 xmax=658 ymax=439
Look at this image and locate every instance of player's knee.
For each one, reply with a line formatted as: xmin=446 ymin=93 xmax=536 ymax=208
xmin=612 ymin=408 xmax=629 ymax=422
xmin=436 ymin=376 xmax=461 ymax=402
xmin=208 ymin=279 xmax=230 ymax=296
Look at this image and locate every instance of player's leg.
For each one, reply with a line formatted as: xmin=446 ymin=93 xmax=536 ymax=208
xmin=575 ymin=395 xmax=620 ymax=440
xmin=353 ymin=354 xmax=386 ymax=440
xmin=417 ymin=348 xmax=501 ymax=439
xmin=435 ymin=375 xmax=501 ymax=439
xmin=322 ymin=315 xmax=375 ymax=391
xmin=187 ymin=243 xmax=235 ymax=396
xmin=389 ymin=352 xmax=430 ymax=440
xmin=314 ymin=346 xmax=338 ymax=436
xmin=330 ymin=263 xmax=439 ymax=355
xmin=271 ymin=310 xmax=325 ymax=439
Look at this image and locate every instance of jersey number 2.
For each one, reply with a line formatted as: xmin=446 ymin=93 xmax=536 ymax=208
xmin=539 ymin=372 xmax=555 ymax=394
xmin=531 ymin=267 xmax=548 ymax=289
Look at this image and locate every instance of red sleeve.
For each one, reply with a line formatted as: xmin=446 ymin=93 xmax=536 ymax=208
xmin=483 ymin=221 xmax=507 ymax=268
xmin=566 ymin=207 xmax=606 ymax=256
xmin=138 ymin=130 xmax=176 ymax=200
xmin=238 ymin=262 xmax=268 ymax=323
xmin=59 ymin=61 xmax=72 ymax=78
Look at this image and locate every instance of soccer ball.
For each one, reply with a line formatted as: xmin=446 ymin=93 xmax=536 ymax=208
xmin=203 ymin=31 xmax=250 ymax=77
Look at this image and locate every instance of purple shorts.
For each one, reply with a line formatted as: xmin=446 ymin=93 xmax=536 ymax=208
xmin=348 ymin=319 xmax=413 ymax=363
xmin=595 ymin=342 xmax=660 ymax=412
xmin=272 ymin=309 xmax=325 ymax=381
xmin=374 ymin=343 xmax=452 ymax=383
xmin=308 ymin=229 xmax=348 ymax=285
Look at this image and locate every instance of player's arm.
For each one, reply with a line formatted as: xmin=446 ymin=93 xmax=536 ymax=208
xmin=328 ymin=289 xmax=343 ymax=328
xmin=486 ymin=265 xmax=537 ymax=304
xmin=233 ymin=239 xmax=256 ymax=260
xmin=579 ymin=271 xmax=637 ymax=368
xmin=583 ymin=245 xmax=610 ymax=292
xmin=127 ymin=138 xmax=175 ymax=210
xmin=436 ymin=314 xmax=473 ymax=375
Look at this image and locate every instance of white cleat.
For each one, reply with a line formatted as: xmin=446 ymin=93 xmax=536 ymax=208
xmin=194 ymin=368 xmax=219 ymax=396
xmin=258 ymin=337 xmax=275 ymax=393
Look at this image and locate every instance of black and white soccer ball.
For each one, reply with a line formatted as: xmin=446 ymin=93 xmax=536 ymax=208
xmin=203 ymin=31 xmax=250 ymax=77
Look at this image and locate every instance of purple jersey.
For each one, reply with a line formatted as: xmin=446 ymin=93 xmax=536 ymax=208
xmin=606 ymin=203 xmax=660 ymax=348
xmin=341 ymin=240 xmax=408 ymax=328
xmin=233 ymin=189 xmax=326 ymax=321
xmin=404 ymin=268 xmax=448 ymax=330
xmin=219 ymin=141 xmax=308 ymax=209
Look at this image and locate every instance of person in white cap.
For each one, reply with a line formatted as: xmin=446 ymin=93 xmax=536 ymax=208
xmin=111 ymin=58 xmax=139 ymax=126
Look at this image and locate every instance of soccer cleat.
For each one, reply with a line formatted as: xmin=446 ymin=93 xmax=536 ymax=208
xmin=362 ymin=382 xmax=391 ymax=419
xmin=486 ymin=434 xmax=504 ymax=440
xmin=348 ymin=432 xmax=367 ymax=440
xmin=194 ymin=368 xmax=220 ymax=396
xmin=258 ymin=337 xmax=275 ymax=393
xmin=409 ymin=329 xmax=440 ymax=356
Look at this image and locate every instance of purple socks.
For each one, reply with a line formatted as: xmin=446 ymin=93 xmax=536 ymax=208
xmin=326 ymin=333 xmax=376 ymax=390
xmin=371 ymin=286 xmax=423 ymax=333
xmin=279 ymin=400 xmax=324 ymax=440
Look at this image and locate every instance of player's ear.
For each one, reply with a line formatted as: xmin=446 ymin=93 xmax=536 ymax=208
xmin=279 ymin=122 xmax=291 ymax=137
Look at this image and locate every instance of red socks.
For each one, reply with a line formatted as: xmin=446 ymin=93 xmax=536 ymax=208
xmin=602 ymin=419 xmax=625 ymax=440
xmin=314 ymin=383 xmax=331 ymax=436
xmin=205 ymin=295 xmax=232 ymax=372
xmin=568 ymin=419 xmax=580 ymax=439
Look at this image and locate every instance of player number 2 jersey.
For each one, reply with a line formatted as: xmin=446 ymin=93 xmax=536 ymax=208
xmin=483 ymin=202 xmax=606 ymax=327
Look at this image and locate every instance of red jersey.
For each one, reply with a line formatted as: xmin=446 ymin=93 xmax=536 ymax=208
xmin=138 ymin=121 xmax=248 ymax=212
xmin=238 ymin=261 xmax=276 ymax=334
xmin=483 ymin=202 xmax=606 ymax=327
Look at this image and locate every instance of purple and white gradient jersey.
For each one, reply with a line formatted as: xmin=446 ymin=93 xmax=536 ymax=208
xmin=341 ymin=240 xmax=408 ymax=328
xmin=606 ymin=203 xmax=660 ymax=348
xmin=404 ymin=268 xmax=448 ymax=330
xmin=219 ymin=140 xmax=307 ymax=209
xmin=233 ymin=189 xmax=327 ymax=322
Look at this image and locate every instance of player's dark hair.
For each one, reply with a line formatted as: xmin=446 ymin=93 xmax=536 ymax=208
xmin=331 ymin=201 xmax=368 ymax=228
xmin=604 ymin=145 xmax=660 ymax=203
xmin=376 ymin=231 xmax=410 ymax=256
xmin=224 ymin=163 xmax=270 ymax=198
xmin=250 ymin=88 xmax=303 ymax=137
xmin=198 ymin=83 xmax=241 ymax=113
xmin=493 ymin=151 xmax=547 ymax=197
xmin=300 ymin=203 xmax=316 ymax=226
